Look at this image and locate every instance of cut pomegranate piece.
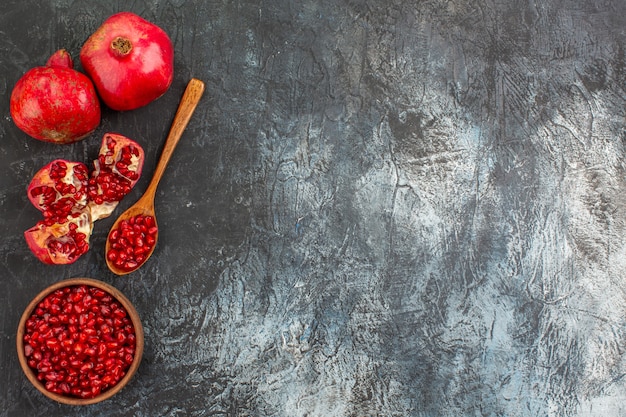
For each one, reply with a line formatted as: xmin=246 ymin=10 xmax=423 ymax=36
xmin=24 ymin=160 xmax=93 ymax=265
xmin=27 ymin=160 xmax=89 ymax=222
xmin=24 ymin=212 xmax=92 ymax=265
xmin=88 ymin=133 xmax=145 ymax=221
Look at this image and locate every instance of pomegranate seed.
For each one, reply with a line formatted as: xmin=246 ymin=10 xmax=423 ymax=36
xmin=22 ymin=285 xmax=136 ymax=399
xmin=59 ymin=382 xmax=70 ymax=394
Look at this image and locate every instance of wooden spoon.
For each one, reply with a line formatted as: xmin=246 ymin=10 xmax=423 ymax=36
xmin=105 ymin=78 xmax=205 ymax=275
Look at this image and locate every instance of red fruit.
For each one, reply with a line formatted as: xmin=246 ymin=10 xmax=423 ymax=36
xmin=24 ymin=214 xmax=93 ymax=265
xmin=88 ymin=133 xmax=145 ymax=220
xmin=107 ymin=214 xmax=157 ymax=272
xmin=10 ymin=49 xmax=101 ymax=144
xmin=23 ymin=285 xmax=136 ymax=399
xmin=26 ymin=160 xmax=89 ymax=222
xmin=24 ymin=160 xmax=93 ymax=265
xmin=24 ymin=134 xmax=145 ymax=264
xmin=80 ymin=12 xmax=174 ymax=111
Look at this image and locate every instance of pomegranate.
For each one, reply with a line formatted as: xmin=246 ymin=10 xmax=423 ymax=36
xmin=106 ymin=214 xmax=157 ymax=272
xmin=88 ymin=133 xmax=145 ymax=221
xmin=80 ymin=12 xmax=174 ymax=111
xmin=26 ymin=160 xmax=89 ymax=222
xmin=10 ymin=49 xmax=101 ymax=144
xmin=24 ymin=160 xmax=93 ymax=265
xmin=24 ymin=134 xmax=145 ymax=265
xmin=22 ymin=284 xmax=136 ymax=399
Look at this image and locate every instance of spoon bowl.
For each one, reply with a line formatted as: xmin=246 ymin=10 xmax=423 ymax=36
xmin=106 ymin=78 xmax=205 ymax=275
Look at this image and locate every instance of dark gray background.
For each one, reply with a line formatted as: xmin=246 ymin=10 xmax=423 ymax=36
xmin=2 ymin=0 xmax=626 ymax=416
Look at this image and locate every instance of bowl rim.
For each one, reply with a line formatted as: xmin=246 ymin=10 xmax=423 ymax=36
xmin=16 ymin=277 xmax=144 ymax=406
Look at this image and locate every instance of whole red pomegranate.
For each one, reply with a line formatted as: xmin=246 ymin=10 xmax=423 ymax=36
xmin=10 ymin=49 xmax=101 ymax=144
xmin=80 ymin=12 xmax=174 ymax=111
xmin=24 ymin=133 xmax=145 ymax=265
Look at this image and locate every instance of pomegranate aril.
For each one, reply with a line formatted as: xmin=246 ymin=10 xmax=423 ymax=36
xmin=80 ymin=362 xmax=94 ymax=373
xmin=90 ymin=288 xmax=106 ymax=298
xmin=112 ymin=305 xmax=126 ymax=317
xmin=106 ymin=249 xmax=119 ymax=263
xmin=100 ymin=304 xmax=112 ymax=316
xmin=100 ymin=324 xmax=113 ymax=338
xmin=84 ymin=327 xmax=97 ymax=336
xmin=124 ymin=260 xmax=138 ymax=270
xmin=59 ymin=382 xmax=70 ymax=394
xmin=46 ymin=371 xmax=62 ymax=381
xmin=45 ymin=338 xmax=59 ymax=350
xmin=40 ymin=328 xmax=53 ymax=340
xmin=74 ymin=342 xmax=87 ymax=355
xmin=116 ymin=332 xmax=127 ymax=344
xmin=37 ymin=363 xmax=50 ymax=373
xmin=102 ymin=375 xmax=115 ymax=386
xmin=62 ymin=303 xmax=73 ymax=314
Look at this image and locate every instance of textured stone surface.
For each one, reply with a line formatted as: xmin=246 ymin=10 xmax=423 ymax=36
xmin=2 ymin=1 xmax=626 ymax=416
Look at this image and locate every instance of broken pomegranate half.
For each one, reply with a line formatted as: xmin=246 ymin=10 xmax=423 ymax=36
xmin=24 ymin=134 xmax=145 ymax=265
xmin=24 ymin=160 xmax=93 ymax=265
xmin=87 ymin=133 xmax=145 ymax=221
xmin=26 ymin=159 xmax=89 ymax=221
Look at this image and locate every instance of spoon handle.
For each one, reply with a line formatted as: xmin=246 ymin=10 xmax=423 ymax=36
xmin=143 ymin=78 xmax=205 ymax=199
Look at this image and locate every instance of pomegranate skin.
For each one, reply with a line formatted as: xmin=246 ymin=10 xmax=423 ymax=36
xmin=80 ymin=12 xmax=174 ymax=111
xmin=10 ymin=49 xmax=101 ymax=144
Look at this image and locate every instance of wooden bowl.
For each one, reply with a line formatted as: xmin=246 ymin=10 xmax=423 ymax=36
xmin=16 ymin=277 xmax=144 ymax=405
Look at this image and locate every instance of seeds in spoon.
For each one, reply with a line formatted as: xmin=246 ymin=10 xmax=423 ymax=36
xmin=107 ymin=214 xmax=157 ymax=272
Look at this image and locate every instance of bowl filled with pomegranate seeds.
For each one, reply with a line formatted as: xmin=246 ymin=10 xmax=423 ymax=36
xmin=16 ymin=277 xmax=144 ymax=405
